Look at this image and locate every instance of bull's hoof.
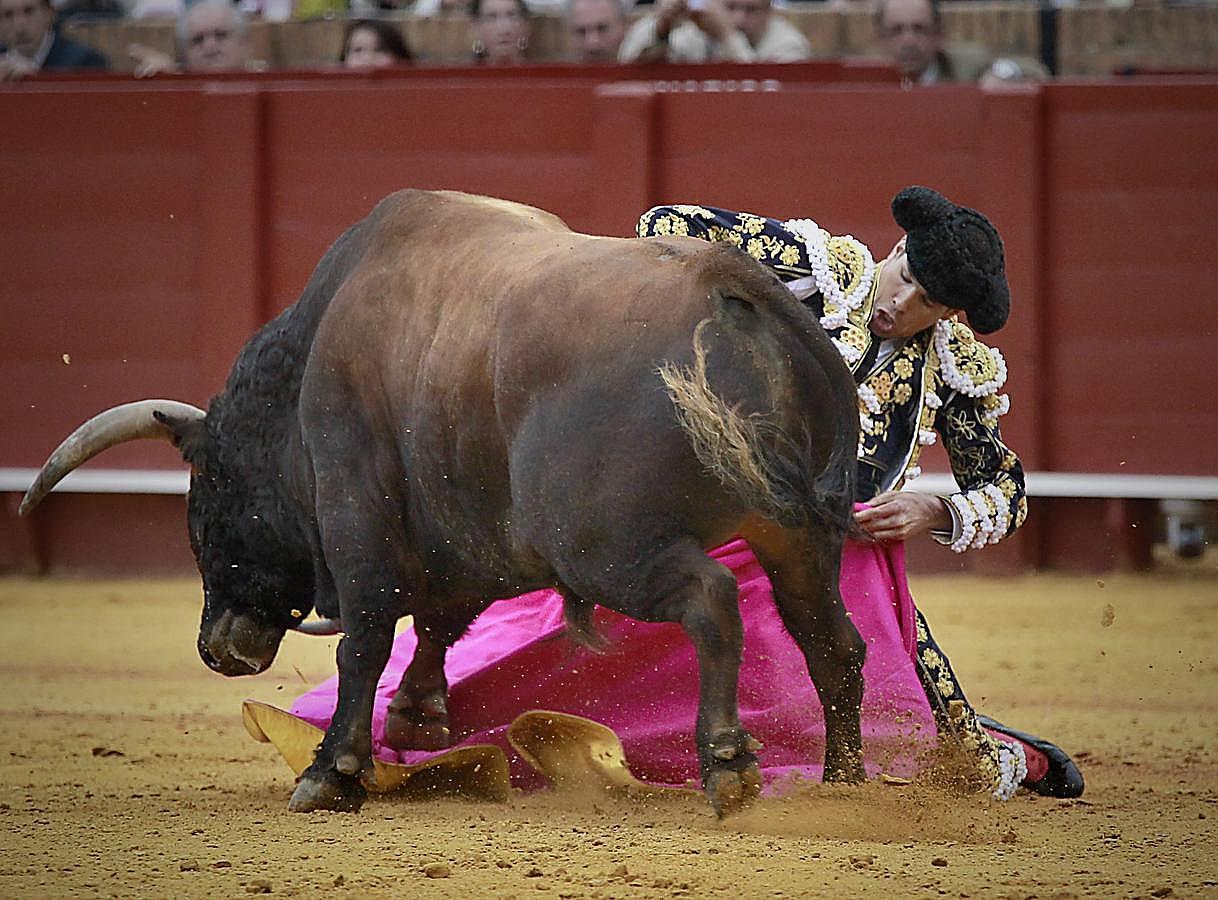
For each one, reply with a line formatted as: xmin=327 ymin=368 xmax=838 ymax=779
xmin=288 ymin=771 xmax=367 ymax=813
xmin=705 ymin=763 xmax=762 ymax=818
xmin=823 ymin=765 xmax=866 ymax=785
xmin=823 ymin=753 xmax=866 ymax=785
xmin=384 ymin=696 xmax=451 ymax=751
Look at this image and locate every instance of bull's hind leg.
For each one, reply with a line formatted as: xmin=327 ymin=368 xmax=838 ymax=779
xmin=746 ymin=523 xmax=866 ymax=783
xmin=636 ymin=538 xmax=763 ymax=817
xmin=385 ymin=633 xmax=450 ymax=751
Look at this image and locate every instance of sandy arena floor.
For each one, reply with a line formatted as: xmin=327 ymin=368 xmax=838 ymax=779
xmin=1 ymin=558 xmax=1216 ymax=899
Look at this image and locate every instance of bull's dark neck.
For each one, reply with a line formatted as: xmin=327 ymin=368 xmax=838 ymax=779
xmin=217 ymin=220 xmax=367 ymax=436
xmin=208 ymin=219 xmax=371 ymax=534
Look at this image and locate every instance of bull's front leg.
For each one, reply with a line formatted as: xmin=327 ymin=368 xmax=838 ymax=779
xmin=289 ymin=613 xmax=397 ymax=813
xmin=384 ymin=628 xmax=451 ymax=751
xmin=290 ymin=408 xmax=410 ymax=813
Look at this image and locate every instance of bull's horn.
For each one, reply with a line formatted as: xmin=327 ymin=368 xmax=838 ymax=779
xmin=294 ymin=618 xmax=344 ymax=636
xmin=19 ymin=399 xmax=205 ymax=516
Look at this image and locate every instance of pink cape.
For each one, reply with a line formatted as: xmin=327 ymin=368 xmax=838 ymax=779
xmin=291 ymin=533 xmax=942 ymax=791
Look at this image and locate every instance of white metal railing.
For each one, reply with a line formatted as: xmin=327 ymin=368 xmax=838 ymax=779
xmin=2 ymin=467 xmax=1217 ymax=500
xmin=0 ymin=468 xmax=189 ymax=495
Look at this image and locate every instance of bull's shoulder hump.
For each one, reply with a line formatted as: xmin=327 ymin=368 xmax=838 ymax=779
xmin=460 ymin=193 xmax=571 ymax=231
xmin=376 ymin=189 xmax=571 ymax=235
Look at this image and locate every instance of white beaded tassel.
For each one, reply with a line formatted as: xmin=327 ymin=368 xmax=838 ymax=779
xmin=992 ymin=740 xmax=1029 ymax=801
xmin=783 ymin=218 xmax=874 ymax=330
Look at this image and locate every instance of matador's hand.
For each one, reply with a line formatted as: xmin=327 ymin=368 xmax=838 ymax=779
xmin=854 ymin=490 xmax=951 ymax=543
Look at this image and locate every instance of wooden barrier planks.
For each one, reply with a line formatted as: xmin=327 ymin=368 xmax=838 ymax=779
xmin=4 ymin=74 xmax=1217 ymax=572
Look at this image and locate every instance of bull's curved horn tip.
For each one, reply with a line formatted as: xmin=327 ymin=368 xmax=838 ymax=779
xmin=16 ymin=399 xmax=206 ymax=518
xmin=18 ymin=478 xmax=54 ymax=516
xmin=294 ymin=618 xmax=344 ymax=636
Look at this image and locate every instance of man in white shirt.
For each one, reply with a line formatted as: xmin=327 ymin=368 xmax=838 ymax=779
xmin=619 ymin=0 xmax=811 ymax=64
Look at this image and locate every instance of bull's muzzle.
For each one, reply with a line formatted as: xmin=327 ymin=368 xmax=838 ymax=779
xmin=198 ymin=608 xmax=284 ymax=676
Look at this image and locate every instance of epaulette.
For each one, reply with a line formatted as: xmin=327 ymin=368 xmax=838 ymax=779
xmin=782 ymin=219 xmax=874 ymax=329
xmin=932 ymin=320 xmax=1008 ymax=399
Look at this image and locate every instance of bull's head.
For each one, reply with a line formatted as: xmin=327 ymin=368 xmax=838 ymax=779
xmin=20 ymin=400 xmax=331 ymax=677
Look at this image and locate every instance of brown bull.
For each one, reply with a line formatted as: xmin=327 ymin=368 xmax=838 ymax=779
xmin=21 ymin=189 xmax=864 ymax=816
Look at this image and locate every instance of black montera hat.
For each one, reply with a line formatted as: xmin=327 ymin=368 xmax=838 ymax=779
xmin=891 ymin=186 xmax=1010 ymax=334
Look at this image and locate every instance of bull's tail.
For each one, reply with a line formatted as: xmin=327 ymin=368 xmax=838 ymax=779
xmin=659 ymin=314 xmax=855 ymax=537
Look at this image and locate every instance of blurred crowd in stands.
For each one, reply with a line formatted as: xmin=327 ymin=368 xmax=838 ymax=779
xmin=2 ymin=0 xmax=1060 ymax=81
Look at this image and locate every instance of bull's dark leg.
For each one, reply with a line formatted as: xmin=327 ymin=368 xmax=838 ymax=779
xmin=289 ymin=613 xmax=397 ymax=813
xmin=654 ymin=539 xmax=763 ymax=817
xmin=290 ymin=414 xmax=411 ymax=812
xmin=384 ymin=602 xmax=487 ymax=750
xmin=747 ymin=523 xmax=866 ymax=783
xmin=384 ymin=628 xmax=451 ymax=751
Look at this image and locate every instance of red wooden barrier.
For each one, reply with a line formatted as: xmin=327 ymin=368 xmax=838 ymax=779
xmin=2 ymin=72 xmax=1215 ymax=574
xmin=4 ymin=86 xmax=218 ymax=470
xmin=1040 ymin=80 xmax=1218 ymax=477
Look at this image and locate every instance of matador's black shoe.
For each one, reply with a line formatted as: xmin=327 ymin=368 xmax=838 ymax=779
xmin=977 ymin=715 xmax=1085 ymax=798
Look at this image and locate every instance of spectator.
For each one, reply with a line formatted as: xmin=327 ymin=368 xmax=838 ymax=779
xmin=340 ymin=18 xmax=413 ymax=67
xmin=128 ymin=0 xmax=256 ymax=75
xmin=178 ymin=0 xmax=252 ymax=70
xmin=56 ymin=0 xmax=124 ymax=21
xmin=564 ymin=0 xmax=624 ymax=63
xmin=0 ymin=0 xmax=108 ymax=81
xmin=619 ymin=0 xmax=811 ymax=64
xmin=875 ymin=0 xmax=990 ymax=85
xmin=470 ymin=0 xmax=529 ymax=65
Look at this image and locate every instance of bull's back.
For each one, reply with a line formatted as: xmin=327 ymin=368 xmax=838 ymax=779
xmin=321 ymin=192 xmax=832 ymax=439
xmin=306 ymin=190 xmax=567 ymax=398
xmin=319 ymin=191 xmax=719 ymax=404
xmin=302 ymin=191 xmax=849 ymax=586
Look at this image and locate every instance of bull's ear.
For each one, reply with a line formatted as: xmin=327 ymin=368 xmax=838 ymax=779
xmin=153 ymin=409 xmax=209 ymax=466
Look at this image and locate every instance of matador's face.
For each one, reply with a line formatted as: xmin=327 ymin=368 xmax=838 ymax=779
xmin=868 ymin=237 xmax=953 ymax=340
